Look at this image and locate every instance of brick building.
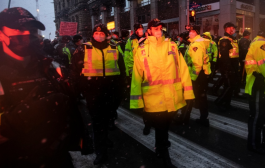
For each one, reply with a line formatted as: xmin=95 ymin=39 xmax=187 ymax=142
xmin=54 ymin=0 xmax=264 ymax=40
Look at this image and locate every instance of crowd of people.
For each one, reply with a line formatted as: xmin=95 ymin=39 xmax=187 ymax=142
xmin=0 ymin=7 xmax=265 ymax=168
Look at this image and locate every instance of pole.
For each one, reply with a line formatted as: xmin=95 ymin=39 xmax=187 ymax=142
xmin=8 ymin=0 xmax=11 ymax=9
xmin=187 ymin=0 xmax=189 ymax=25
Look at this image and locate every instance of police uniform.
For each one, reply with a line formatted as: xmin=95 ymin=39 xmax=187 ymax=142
xmin=177 ymin=31 xmax=190 ymax=57
xmin=130 ymin=19 xmax=194 ymax=168
xmin=215 ymin=22 xmax=239 ymax=110
xmin=238 ymin=31 xmax=251 ymax=86
xmin=69 ymin=24 xmax=125 ymax=164
xmin=0 ymin=7 xmax=75 ymax=168
xmin=183 ymin=26 xmax=211 ymax=126
xmin=245 ymin=22 xmax=265 ymax=154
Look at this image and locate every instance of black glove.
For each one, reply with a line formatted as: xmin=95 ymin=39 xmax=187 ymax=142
xmin=253 ymin=72 xmax=265 ymax=80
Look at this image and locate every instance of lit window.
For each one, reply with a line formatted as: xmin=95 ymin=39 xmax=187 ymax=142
xmin=138 ymin=0 xmax=150 ymax=7
xmin=124 ymin=0 xmax=130 ymax=12
xmin=111 ymin=7 xmax=114 ymax=16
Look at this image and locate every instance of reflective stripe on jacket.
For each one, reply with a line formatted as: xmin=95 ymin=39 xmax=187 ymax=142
xmin=130 ymin=36 xmax=195 ymax=112
xmin=82 ymin=43 xmax=120 ymax=76
xmin=184 ymin=35 xmax=211 ymax=81
xmin=245 ymin=36 xmax=265 ymax=95
xmin=219 ymin=36 xmax=239 ymax=58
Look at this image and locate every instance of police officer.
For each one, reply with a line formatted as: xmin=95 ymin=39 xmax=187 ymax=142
xmin=130 ymin=18 xmax=194 ymax=168
xmin=69 ymin=24 xmax=125 ymax=165
xmin=178 ymin=31 xmax=190 ymax=56
xmin=245 ymin=19 xmax=265 ymax=155
xmin=202 ymin=32 xmax=218 ymax=79
xmin=124 ymin=24 xmax=151 ymax=135
xmin=182 ymin=25 xmax=211 ymax=127
xmin=118 ymin=29 xmax=130 ymax=57
xmin=124 ymin=23 xmax=145 ymax=77
xmin=215 ymin=22 xmax=239 ymax=111
xmin=0 ymin=7 xmax=75 ymax=167
xmin=238 ymin=30 xmax=251 ymax=86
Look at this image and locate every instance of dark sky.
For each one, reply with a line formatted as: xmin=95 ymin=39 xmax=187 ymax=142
xmin=0 ymin=0 xmax=56 ymax=40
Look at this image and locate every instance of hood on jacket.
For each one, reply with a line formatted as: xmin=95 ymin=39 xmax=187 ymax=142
xmin=202 ymin=32 xmax=212 ymax=40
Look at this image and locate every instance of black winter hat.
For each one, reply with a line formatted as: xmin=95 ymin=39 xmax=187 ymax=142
xmin=92 ymin=23 xmax=110 ymax=36
xmin=73 ymin=35 xmax=82 ymax=43
xmin=148 ymin=18 xmax=165 ymax=29
xmin=0 ymin=7 xmax=45 ymax=30
xmin=260 ymin=19 xmax=265 ymax=32
xmin=121 ymin=29 xmax=129 ymax=38
xmin=223 ymin=22 xmax=237 ymax=29
xmin=134 ymin=23 xmax=143 ymax=32
xmin=243 ymin=30 xmax=251 ymax=37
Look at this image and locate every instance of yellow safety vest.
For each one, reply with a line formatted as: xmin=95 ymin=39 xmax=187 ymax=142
xmin=219 ymin=36 xmax=239 ymax=58
xmin=82 ymin=44 xmax=120 ymax=76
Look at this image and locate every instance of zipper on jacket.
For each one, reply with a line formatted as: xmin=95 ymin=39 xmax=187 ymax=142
xmin=100 ymin=49 xmax=105 ymax=76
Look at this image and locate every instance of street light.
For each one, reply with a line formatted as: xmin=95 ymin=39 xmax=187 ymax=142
xmin=8 ymin=0 xmax=11 ymax=9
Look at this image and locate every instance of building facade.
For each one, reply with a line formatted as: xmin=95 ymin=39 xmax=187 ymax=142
xmin=53 ymin=0 xmax=263 ymax=40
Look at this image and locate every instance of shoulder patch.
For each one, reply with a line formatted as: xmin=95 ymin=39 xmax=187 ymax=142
xmin=193 ymin=47 xmax=198 ymax=52
xmin=260 ymin=44 xmax=265 ymax=51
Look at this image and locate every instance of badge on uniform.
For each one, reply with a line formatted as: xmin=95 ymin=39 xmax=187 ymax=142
xmin=260 ymin=44 xmax=265 ymax=51
xmin=193 ymin=47 xmax=198 ymax=52
xmin=141 ymin=50 xmax=146 ymax=56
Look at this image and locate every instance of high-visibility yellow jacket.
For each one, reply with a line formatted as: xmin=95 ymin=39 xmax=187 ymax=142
xmin=82 ymin=42 xmax=120 ymax=76
xmin=184 ymin=35 xmax=211 ymax=81
xmin=202 ymin=32 xmax=218 ymax=62
xmin=218 ymin=36 xmax=239 ymax=58
xmin=245 ymin=36 xmax=265 ymax=95
xmin=124 ymin=36 xmax=140 ymax=76
xmin=130 ymin=36 xmax=195 ymax=112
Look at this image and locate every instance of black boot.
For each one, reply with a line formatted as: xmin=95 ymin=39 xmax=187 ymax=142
xmin=143 ymin=125 xmax=151 ymax=135
xmin=93 ymin=153 xmax=108 ymax=165
xmin=108 ymin=119 xmax=117 ymax=131
xmin=159 ymin=149 xmax=174 ymax=168
xmin=195 ymin=119 xmax=209 ymax=127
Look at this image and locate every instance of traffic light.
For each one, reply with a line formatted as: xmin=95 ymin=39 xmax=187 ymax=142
xmin=190 ymin=10 xmax=196 ymax=23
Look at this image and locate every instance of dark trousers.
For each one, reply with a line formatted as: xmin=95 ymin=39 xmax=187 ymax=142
xmin=82 ymin=76 xmax=121 ymax=155
xmin=215 ymin=69 xmax=236 ymax=106
xmin=193 ymin=71 xmax=209 ymax=120
xmin=145 ymin=111 xmax=176 ymax=149
xmin=248 ymin=79 xmax=265 ymax=149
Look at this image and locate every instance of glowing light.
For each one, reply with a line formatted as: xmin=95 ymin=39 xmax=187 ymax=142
xmin=107 ymin=21 xmax=115 ymax=30
xmin=37 ymin=9 xmax=39 ymax=12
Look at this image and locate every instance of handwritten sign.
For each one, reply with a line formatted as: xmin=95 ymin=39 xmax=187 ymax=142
xmin=59 ymin=21 xmax=78 ymax=36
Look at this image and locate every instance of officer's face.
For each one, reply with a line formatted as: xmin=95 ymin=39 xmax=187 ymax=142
xmin=93 ymin=31 xmax=106 ymax=42
xmin=148 ymin=25 xmax=163 ymax=38
xmin=189 ymin=30 xmax=197 ymax=39
xmin=226 ymin=27 xmax=236 ymax=35
xmin=0 ymin=26 xmax=37 ymax=57
xmin=136 ymin=28 xmax=144 ymax=37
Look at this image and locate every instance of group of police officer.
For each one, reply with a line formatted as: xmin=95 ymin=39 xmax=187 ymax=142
xmin=1 ymin=6 xmax=265 ymax=168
